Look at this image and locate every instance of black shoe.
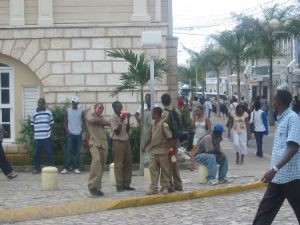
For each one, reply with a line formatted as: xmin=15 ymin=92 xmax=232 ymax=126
xmin=116 ymin=187 xmax=125 ymax=192
xmin=89 ymin=188 xmax=104 ymax=196
xmin=175 ymin=186 xmax=183 ymax=191
xmin=7 ymin=172 xmax=18 ymax=179
xmin=124 ymin=186 xmax=135 ymax=191
xmin=32 ymin=170 xmax=41 ymax=174
xmin=168 ymin=187 xmax=175 ymax=193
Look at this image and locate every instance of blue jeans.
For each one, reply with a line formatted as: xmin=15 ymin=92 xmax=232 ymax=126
xmin=64 ymin=133 xmax=82 ymax=170
xmin=195 ymin=153 xmax=228 ymax=180
xmin=34 ymin=138 xmax=53 ymax=171
xmin=254 ymin=131 xmax=264 ymax=157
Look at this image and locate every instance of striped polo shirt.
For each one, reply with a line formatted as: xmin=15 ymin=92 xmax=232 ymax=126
xmin=30 ymin=108 xmax=54 ymax=140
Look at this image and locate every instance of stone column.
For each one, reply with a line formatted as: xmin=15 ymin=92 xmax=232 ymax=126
xmin=131 ymin=0 xmax=151 ymax=22
xmin=38 ymin=0 xmax=54 ymax=25
xmin=166 ymin=37 xmax=179 ymax=106
xmin=155 ymin=0 xmax=162 ymax=22
xmin=9 ymin=0 xmax=25 ymax=26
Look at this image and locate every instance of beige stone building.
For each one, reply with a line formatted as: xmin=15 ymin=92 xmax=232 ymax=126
xmin=0 ymin=0 xmax=179 ymax=161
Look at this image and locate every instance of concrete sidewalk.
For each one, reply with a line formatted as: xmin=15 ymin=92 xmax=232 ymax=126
xmin=1 ymin=137 xmax=269 ymax=206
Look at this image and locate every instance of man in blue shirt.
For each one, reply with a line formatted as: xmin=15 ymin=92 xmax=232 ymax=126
xmin=253 ymin=90 xmax=300 ymax=225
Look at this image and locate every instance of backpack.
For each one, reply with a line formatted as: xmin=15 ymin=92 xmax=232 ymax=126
xmin=165 ymin=107 xmax=183 ymax=139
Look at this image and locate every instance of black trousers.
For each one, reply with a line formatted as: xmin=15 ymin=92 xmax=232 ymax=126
xmin=0 ymin=142 xmax=13 ymax=176
xmin=253 ymin=179 xmax=300 ymax=225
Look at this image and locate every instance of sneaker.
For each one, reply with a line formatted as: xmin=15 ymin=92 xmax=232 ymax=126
xmin=7 ymin=172 xmax=18 ymax=179
xmin=61 ymin=169 xmax=69 ymax=174
xmin=218 ymin=179 xmax=231 ymax=184
xmin=73 ymin=169 xmax=81 ymax=174
xmin=207 ymin=179 xmax=218 ymax=186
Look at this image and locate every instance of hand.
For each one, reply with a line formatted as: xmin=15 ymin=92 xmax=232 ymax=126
xmin=141 ymin=146 xmax=146 ymax=153
xmin=120 ymin=113 xmax=126 ymax=121
xmin=261 ymin=169 xmax=276 ymax=183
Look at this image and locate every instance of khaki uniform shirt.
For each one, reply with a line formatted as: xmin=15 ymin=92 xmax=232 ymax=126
xmin=149 ymin=119 xmax=172 ymax=155
xmin=86 ymin=112 xmax=108 ymax=150
xmin=110 ymin=113 xmax=129 ymax=141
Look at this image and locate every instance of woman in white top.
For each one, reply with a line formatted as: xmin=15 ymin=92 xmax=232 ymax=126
xmin=250 ymin=100 xmax=269 ymax=158
xmin=228 ymin=104 xmax=250 ymax=164
xmin=190 ymin=105 xmax=211 ymax=170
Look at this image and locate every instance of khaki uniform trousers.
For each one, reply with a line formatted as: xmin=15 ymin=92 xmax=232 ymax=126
xmin=168 ymin=139 xmax=183 ymax=190
xmin=88 ymin=146 xmax=107 ymax=190
xmin=149 ymin=154 xmax=169 ymax=190
xmin=112 ymin=140 xmax=132 ymax=188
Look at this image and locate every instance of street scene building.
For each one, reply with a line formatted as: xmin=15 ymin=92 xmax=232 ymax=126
xmin=0 ymin=0 xmax=178 ymax=158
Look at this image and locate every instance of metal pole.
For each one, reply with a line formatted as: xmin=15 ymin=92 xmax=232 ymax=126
xmin=150 ymin=56 xmax=155 ymax=109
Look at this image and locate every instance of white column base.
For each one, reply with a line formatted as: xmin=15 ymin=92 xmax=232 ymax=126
xmin=38 ymin=17 xmax=54 ymax=26
xmin=9 ymin=18 xmax=25 ymax=26
xmin=131 ymin=14 xmax=151 ymax=22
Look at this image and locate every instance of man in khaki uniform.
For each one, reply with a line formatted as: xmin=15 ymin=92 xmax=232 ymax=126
xmin=161 ymin=93 xmax=183 ymax=192
xmin=143 ymin=107 xmax=173 ymax=195
xmin=86 ymin=103 xmax=110 ymax=196
xmin=110 ymin=101 xmax=135 ymax=192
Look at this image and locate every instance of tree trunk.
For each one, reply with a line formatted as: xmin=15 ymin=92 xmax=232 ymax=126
xmin=139 ymin=87 xmax=145 ymax=176
xmin=237 ymin=63 xmax=241 ymax=102
xmin=216 ymin=70 xmax=220 ymax=117
xmin=268 ymin=43 xmax=275 ymax=126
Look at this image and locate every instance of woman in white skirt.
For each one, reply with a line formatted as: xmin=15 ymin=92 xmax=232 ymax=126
xmin=190 ymin=105 xmax=211 ymax=170
xmin=228 ymin=104 xmax=250 ymax=164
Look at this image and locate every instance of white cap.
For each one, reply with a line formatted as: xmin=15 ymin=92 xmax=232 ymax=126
xmin=71 ymin=96 xmax=79 ymax=103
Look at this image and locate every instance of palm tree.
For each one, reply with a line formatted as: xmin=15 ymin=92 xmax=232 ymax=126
xmin=236 ymin=4 xmax=300 ymax=125
xmin=178 ymin=64 xmax=204 ymax=94
xmin=200 ymin=45 xmax=227 ymax=116
xmin=107 ymin=49 xmax=168 ymax=175
xmin=213 ymin=28 xmax=258 ymax=103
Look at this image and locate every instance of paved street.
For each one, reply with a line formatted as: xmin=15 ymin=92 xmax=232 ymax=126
xmin=1 ymin=119 xmax=291 ymax=225
xmin=6 ymin=189 xmax=298 ymax=225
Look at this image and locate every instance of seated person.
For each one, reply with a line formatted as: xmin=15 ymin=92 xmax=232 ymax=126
xmin=194 ymin=124 xmax=228 ymax=185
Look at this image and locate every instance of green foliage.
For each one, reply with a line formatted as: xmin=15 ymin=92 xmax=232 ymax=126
xmin=107 ymin=48 xmax=169 ymax=96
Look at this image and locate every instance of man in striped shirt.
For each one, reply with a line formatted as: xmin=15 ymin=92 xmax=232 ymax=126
xmin=30 ymin=98 xmax=54 ymax=174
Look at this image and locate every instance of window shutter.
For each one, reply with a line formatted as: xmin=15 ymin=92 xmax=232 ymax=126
xmin=23 ymin=87 xmax=39 ymax=119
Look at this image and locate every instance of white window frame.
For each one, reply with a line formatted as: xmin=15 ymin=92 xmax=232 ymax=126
xmin=0 ymin=64 xmax=15 ymax=143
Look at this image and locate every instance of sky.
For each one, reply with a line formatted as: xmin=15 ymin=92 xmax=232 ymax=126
xmin=173 ymin=0 xmax=297 ymax=65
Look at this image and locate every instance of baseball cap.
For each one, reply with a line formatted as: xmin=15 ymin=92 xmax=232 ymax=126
xmin=71 ymin=96 xmax=79 ymax=103
xmin=213 ymin=124 xmax=224 ymax=133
